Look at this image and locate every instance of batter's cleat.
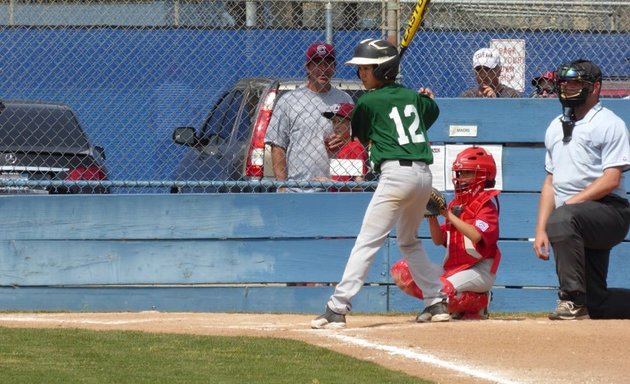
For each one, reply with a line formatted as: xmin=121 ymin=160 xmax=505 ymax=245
xmin=416 ymin=300 xmax=451 ymax=323
xmin=311 ymin=305 xmax=346 ymax=329
xmin=548 ymin=300 xmax=590 ymax=320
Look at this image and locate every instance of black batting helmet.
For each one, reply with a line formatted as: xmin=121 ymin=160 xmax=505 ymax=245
xmin=345 ymin=39 xmax=400 ymax=81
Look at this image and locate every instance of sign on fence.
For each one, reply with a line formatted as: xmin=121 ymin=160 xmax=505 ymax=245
xmin=491 ymin=39 xmax=526 ymax=92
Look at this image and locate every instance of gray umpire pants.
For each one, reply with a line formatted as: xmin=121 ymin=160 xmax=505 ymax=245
xmin=546 ymin=194 xmax=630 ymax=319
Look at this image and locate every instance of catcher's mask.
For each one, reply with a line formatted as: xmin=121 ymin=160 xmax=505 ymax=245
xmin=452 ymin=147 xmax=496 ymax=204
xmin=556 ymin=59 xmax=601 ymax=108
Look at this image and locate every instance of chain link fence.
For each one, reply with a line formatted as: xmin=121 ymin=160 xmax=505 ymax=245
xmin=0 ymin=0 xmax=627 ymax=193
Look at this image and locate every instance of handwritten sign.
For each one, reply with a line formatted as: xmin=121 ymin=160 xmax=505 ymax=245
xmin=490 ymin=39 xmax=526 ymax=92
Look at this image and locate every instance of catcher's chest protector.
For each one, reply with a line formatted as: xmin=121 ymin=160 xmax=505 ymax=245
xmin=445 ymin=189 xmax=502 ymax=276
xmin=459 ymin=190 xmax=501 ymax=220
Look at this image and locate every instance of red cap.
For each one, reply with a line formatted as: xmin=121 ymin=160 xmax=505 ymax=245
xmin=306 ymin=42 xmax=336 ymax=63
xmin=531 ymin=71 xmax=555 ymax=85
xmin=540 ymin=71 xmax=555 ymax=80
xmin=322 ymin=103 xmax=354 ymax=120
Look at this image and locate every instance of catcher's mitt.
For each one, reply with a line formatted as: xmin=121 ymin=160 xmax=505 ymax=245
xmin=424 ymin=188 xmax=447 ymax=217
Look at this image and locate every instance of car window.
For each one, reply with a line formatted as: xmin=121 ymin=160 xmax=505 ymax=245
xmin=200 ymin=89 xmax=245 ymax=140
xmin=601 ymin=79 xmax=630 ymax=98
xmin=234 ymin=87 xmax=260 ymax=142
xmin=346 ymin=89 xmax=365 ymax=103
xmin=346 ymin=89 xmax=366 ymax=102
xmin=0 ymin=105 xmax=90 ymax=150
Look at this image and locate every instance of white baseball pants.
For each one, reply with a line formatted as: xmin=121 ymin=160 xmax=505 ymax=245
xmin=328 ymin=160 xmax=445 ymax=314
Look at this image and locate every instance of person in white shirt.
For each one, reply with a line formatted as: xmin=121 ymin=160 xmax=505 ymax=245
xmin=533 ymin=59 xmax=630 ymax=320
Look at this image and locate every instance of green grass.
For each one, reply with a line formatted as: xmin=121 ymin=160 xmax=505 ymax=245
xmin=0 ymin=327 xmax=431 ymax=384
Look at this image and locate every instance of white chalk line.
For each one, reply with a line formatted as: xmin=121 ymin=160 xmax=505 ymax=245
xmin=316 ymin=332 xmax=523 ymax=384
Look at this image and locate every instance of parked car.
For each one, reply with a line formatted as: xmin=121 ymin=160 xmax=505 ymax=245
xmin=0 ymin=99 xmax=109 ymax=194
xmin=171 ymin=77 xmax=366 ymax=193
xmin=601 ymin=77 xmax=630 ymax=98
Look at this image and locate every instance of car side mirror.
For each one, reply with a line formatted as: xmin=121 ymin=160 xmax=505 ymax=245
xmin=173 ymin=127 xmax=197 ymax=146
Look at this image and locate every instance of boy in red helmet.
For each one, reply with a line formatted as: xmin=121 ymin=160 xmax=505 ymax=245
xmin=391 ymin=146 xmax=501 ymax=321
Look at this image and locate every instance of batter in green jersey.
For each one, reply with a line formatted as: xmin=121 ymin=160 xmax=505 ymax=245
xmin=352 ymin=82 xmax=438 ymax=173
xmin=312 ymin=38 xmax=449 ymax=329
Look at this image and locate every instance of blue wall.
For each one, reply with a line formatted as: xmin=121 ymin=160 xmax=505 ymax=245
xmin=0 ymin=193 xmax=628 ymax=313
xmin=0 ymin=28 xmax=627 ymax=184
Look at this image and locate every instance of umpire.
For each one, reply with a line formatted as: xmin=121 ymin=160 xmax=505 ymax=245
xmin=533 ymin=59 xmax=630 ymax=320
xmin=534 ymin=60 xmax=630 ymax=320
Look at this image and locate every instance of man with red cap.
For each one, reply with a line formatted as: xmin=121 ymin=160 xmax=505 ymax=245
xmin=265 ymin=42 xmax=353 ymax=192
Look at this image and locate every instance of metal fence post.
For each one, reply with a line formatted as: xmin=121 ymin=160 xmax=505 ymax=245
xmin=387 ymin=0 xmax=400 ymax=46
xmin=325 ymin=1 xmax=333 ymax=45
xmin=246 ymin=1 xmax=257 ymax=27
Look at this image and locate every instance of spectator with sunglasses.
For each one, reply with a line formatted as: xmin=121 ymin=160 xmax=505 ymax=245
xmin=531 ymin=71 xmax=557 ymax=98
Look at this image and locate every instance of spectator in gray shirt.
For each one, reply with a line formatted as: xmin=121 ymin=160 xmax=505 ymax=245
xmin=460 ymin=48 xmax=521 ymax=98
xmin=264 ymin=42 xmax=353 ymax=192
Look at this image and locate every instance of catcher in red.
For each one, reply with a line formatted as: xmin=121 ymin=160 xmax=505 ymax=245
xmin=392 ymin=146 xmax=501 ymax=321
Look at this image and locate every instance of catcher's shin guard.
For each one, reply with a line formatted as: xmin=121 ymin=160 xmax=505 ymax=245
xmin=390 ymin=259 xmax=424 ymax=299
xmin=447 ymin=291 xmax=490 ymax=316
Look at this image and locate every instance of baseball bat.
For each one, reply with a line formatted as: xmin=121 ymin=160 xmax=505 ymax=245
xmin=399 ymin=0 xmax=432 ymax=59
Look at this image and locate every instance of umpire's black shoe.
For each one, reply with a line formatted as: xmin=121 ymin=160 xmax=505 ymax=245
xmin=548 ymin=300 xmax=590 ymax=320
xmin=416 ymin=300 xmax=451 ymax=323
xmin=311 ymin=305 xmax=346 ymax=329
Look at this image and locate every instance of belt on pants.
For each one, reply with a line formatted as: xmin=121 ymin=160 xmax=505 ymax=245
xmin=399 ymin=159 xmax=413 ymax=167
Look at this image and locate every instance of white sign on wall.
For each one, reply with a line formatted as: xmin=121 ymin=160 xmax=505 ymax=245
xmin=429 ymin=145 xmax=446 ymax=191
xmin=490 ymin=39 xmax=526 ymax=92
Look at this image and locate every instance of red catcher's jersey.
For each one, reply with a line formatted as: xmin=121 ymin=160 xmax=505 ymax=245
xmin=441 ymin=190 xmax=501 ymax=278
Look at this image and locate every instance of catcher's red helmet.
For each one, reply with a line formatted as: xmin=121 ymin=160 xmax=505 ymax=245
xmin=452 ymin=146 xmax=496 ymax=203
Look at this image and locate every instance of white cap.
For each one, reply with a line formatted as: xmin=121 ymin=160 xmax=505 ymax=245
xmin=472 ymin=48 xmax=502 ymax=69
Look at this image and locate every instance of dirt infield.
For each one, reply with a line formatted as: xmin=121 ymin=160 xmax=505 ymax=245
xmin=0 ymin=312 xmax=628 ymax=384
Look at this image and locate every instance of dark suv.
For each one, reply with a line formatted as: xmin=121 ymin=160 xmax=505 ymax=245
xmin=171 ymin=77 xmax=366 ymax=193
xmin=0 ymin=100 xmax=109 ymax=194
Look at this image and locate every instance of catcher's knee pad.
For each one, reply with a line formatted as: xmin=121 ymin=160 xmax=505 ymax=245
xmin=447 ymin=291 xmax=490 ymax=315
xmin=390 ymin=259 xmax=424 ymax=299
